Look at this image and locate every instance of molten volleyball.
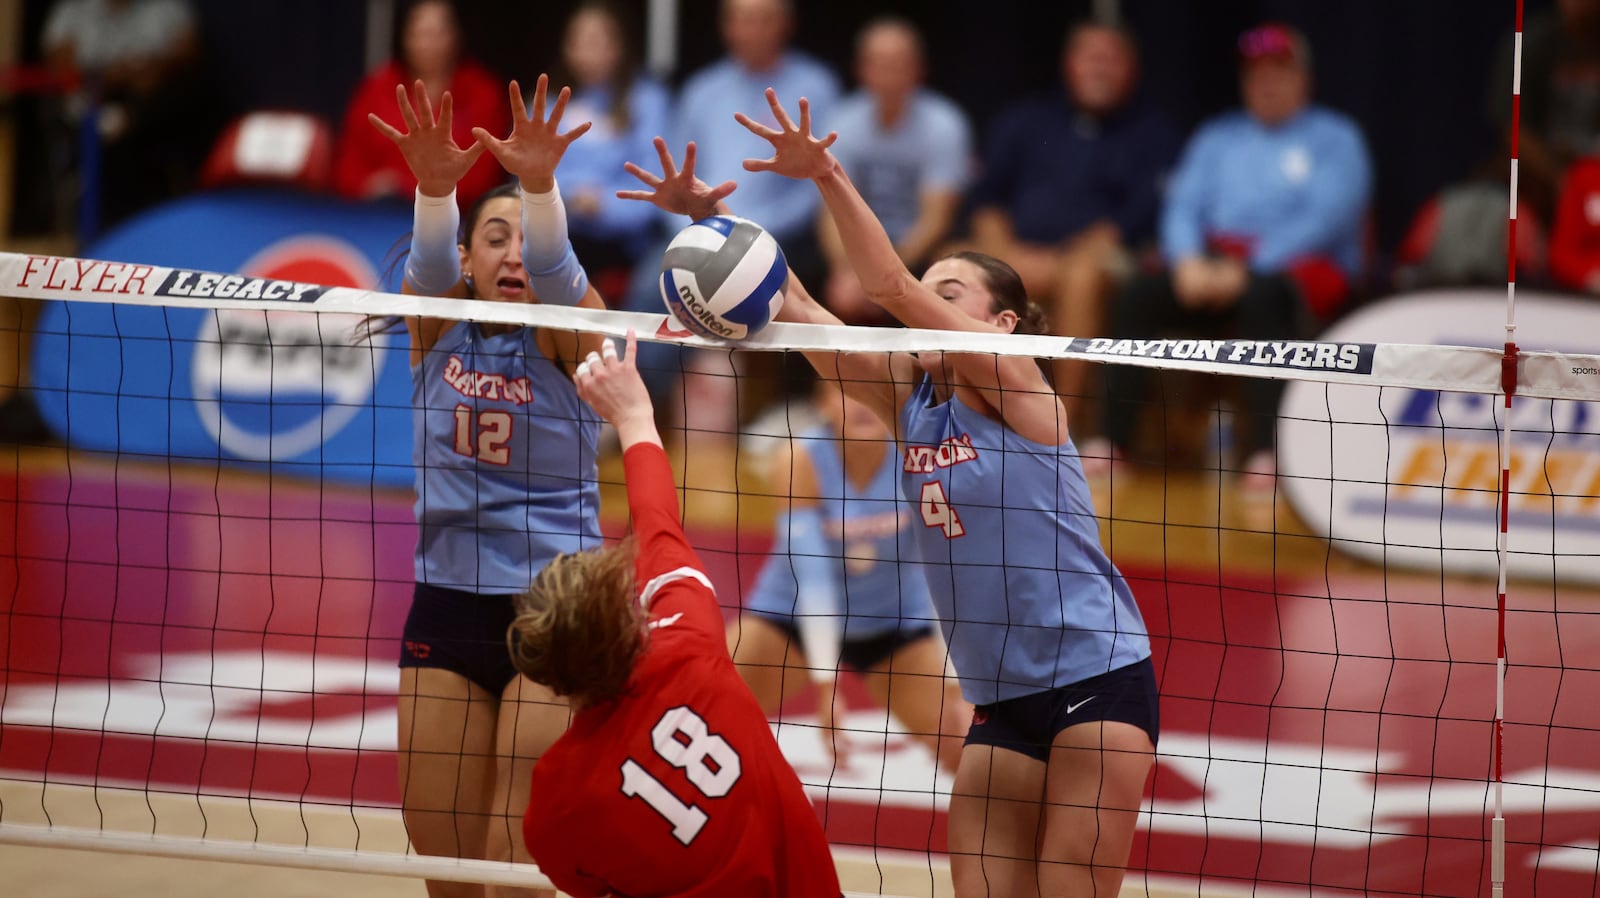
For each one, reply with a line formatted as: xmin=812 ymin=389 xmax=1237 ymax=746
xmin=658 ymin=216 xmax=787 ymax=340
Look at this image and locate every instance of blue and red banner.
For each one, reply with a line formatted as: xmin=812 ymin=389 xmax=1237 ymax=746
xmin=30 ymin=190 xmax=416 ymax=487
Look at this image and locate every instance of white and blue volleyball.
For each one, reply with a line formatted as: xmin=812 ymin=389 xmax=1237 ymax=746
xmin=659 ymin=215 xmax=787 ymax=340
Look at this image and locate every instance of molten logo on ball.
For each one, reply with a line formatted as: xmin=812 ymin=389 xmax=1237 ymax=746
xmin=658 ymin=215 xmax=787 ymax=341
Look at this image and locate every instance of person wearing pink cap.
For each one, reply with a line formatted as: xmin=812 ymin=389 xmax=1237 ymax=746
xmin=1094 ymin=22 xmax=1373 ymax=492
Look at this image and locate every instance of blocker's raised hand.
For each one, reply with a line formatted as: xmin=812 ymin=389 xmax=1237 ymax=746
xmin=367 ymin=80 xmax=485 ymax=197
xmin=473 ymin=75 xmax=592 ymax=192
xmin=617 ymin=137 xmax=737 ymax=221
xmin=736 ymin=88 xmax=838 ymax=182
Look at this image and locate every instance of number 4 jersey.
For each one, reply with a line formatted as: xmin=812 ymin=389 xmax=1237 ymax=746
xmin=523 ymin=443 xmax=841 ymax=898
xmin=898 ymin=377 xmax=1150 ymax=708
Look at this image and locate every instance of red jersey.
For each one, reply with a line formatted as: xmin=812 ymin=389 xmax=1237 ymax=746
xmin=523 ymin=444 xmax=840 ymax=898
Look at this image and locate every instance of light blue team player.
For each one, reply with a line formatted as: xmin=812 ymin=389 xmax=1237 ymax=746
xmin=730 ymin=379 xmax=970 ymax=775
xmin=370 ymin=75 xmax=605 ymax=898
xmin=616 ymin=95 xmax=1158 ymax=897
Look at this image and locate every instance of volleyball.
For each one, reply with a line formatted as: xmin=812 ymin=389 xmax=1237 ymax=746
xmin=658 ymin=215 xmax=788 ymax=341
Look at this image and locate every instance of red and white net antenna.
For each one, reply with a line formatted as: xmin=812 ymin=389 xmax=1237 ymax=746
xmin=1494 ymin=0 xmax=1526 ymax=895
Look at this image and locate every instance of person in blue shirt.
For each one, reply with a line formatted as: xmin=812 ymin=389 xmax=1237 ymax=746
xmin=370 ymin=75 xmax=608 ymax=898
xmin=621 ymin=0 xmax=841 ymax=414
xmin=1095 ymin=22 xmax=1373 ymax=490
xmin=967 ymin=21 xmax=1180 ymax=422
xmin=820 ymin=17 xmax=973 ymax=324
xmin=731 ymin=378 xmax=970 ymax=775
xmin=673 ymin=0 xmax=839 ymax=271
xmin=545 ymin=1 xmax=671 ymax=273
xmin=614 ymin=96 xmax=1158 ymax=896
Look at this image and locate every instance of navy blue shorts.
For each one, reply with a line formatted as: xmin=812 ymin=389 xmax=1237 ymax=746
xmin=749 ymin=614 xmax=938 ymax=673
xmin=965 ymin=657 xmax=1160 ymax=762
xmin=399 ymin=582 xmax=520 ymax=695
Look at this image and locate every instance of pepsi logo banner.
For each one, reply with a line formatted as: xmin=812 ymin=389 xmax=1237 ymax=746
xmin=29 ymin=191 xmax=414 ymax=485
xmin=1278 ymin=290 xmax=1600 ymax=585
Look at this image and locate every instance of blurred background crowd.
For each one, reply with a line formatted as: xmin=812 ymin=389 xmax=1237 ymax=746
xmin=0 ymin=0 xmax=1593 ymax=481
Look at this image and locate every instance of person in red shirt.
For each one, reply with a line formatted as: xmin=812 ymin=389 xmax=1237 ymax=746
xmin=509 ymin=331 xmax=841 ymax=898
xmin=1550 ymin=156 xmax=1600 ymax=294
xmin=332 ymin=0 xmax=506 ymax=209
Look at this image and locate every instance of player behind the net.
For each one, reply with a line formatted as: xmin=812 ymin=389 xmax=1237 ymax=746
xmin=368 ymin=74 xmax=610 ymax=897
xmin=732 ymin=376 xmax=969 ymax=775
xmin=615 ymin=93 xmax=1159 ymax=895
xmin=508 ymin=330 xmax=842 ymax=898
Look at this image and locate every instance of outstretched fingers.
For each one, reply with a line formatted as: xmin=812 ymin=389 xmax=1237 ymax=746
xmin=394 ymin=82 xmax=421 ymax=132
xmin=764 ymin=87 xmax=797 ymax=132
xmin=547 ymin=82 xmax=570 ymax=130
xmin=795 ymin=97 xmax=837 ymax=149
xmin=414 ymin=80 xmax=437 ymax=128
xmin=367 ymin=112 xmax=404 ymax=143
xmin=734 ymin=111 xmax=780 ymax=142
xmin=742 ymin=155 xmax=779 ymax=173
xmin=680 ymin=141 xmax=701 ymax=179
xmin=652 ymin=136 xmax=679 ymax=179
xmin=511 ymin=78 xmax=532 ymax=123
xmin=560 ymin=118 xmax=593 ymax=146
xmin=620 ymin=160 xmax=662 ymax=188
xmin=470 ymin=126 xmax=508 ymax=162
xmin=436 ymin=90 xmax=454 ymax=133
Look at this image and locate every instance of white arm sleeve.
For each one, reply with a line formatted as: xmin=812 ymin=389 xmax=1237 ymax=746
xmin=521 ymin=181 xmax=590 ymax=307
xmin=403 ymin=189 xmax=461 ymax=294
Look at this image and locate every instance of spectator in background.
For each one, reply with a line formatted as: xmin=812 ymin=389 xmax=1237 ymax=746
xmin=1489 ymin=0 xmax=1600 ymax=218
xmin=1550 ymin=156 xmax=1600 ymax=293
xmin=819 ymin=17 xmax=973 ymax=324
xmin=43 ymin=0 xmax=215 ymax=228
xmin=332 ymin=0 xmax=505 ymax=210
xmin=1096 ymin=22 xmax=1372 ymax=489
xmin=966 ymin=21 xmax=1180 ymax=423
xmin=663 ymin=0 xmax=839 ymax=291
xmin=548 ymin=1 xmax=670 ymax=278
xmin=620 ymin=0 xmax=839 ymax=447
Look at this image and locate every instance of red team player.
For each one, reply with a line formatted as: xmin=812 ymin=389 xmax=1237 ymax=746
xmin=508 ymin=331 xmax=841 ymax=898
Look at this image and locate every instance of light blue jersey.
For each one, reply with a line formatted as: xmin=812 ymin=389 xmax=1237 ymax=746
xmin=899 ymin=378 xmax=1150 ymax=706
xmin=745 ymin=426 xmax=937 ymax=642
xmin=412 ymin=322 xmax=601 ymax=592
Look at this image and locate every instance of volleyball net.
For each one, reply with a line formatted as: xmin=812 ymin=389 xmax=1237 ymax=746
xmin=1 ymin=249 xmax=1598 ymax=896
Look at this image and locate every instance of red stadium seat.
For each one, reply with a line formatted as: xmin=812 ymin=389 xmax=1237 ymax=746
xmin=1396 ymin=188 xmax=1546 ymax=285
xmin=200 ymin=111 xmax=334 ymax=192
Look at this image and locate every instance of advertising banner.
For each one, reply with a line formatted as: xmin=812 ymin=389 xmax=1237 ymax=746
xmin=1278 ymin=290 xmax=1600 ymax=585
xmin=29 ymin=191 xmax=415 ymax=487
